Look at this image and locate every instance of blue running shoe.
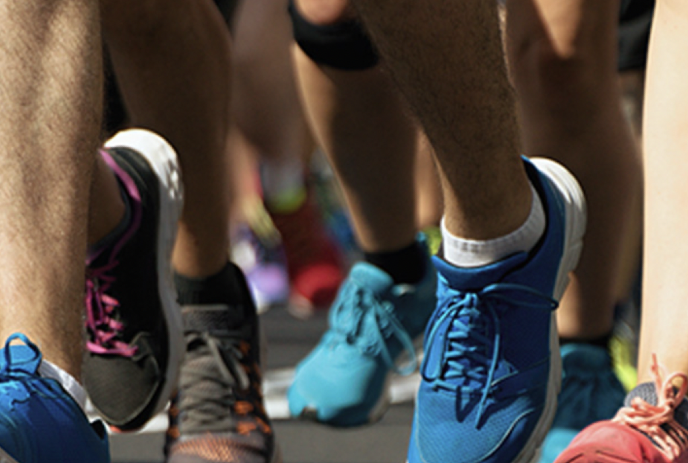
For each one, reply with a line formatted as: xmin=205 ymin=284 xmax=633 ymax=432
xmin=407 ymin=158 xmax=587 ymax=463
xmin=538 ymin=343 xmax=626 ymax=463
xmin=0 ymin=333 xmax=110 ymax=463
xmin=288 ymin=235 xmax=437 ymax=427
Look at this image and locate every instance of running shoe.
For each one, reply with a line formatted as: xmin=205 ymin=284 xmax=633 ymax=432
xmin=268 ymin=189 xmax=345 ymax=318
xmin=166 ymin=264 xmax=279 ymax=463
xmin=84 ymin=128 xmax=184 ymax=431
xmin=554 ymin=355 xmax=688 ymax=463
xmin=539 ymin=343 xmax=626 ymax=463
xmin=407 ymin=157 xmax=587 ymax=463
xmin=0 ymin=333 xmax=110 ymax=463
xmin=288 ymin=235 xmax=437 ymax=427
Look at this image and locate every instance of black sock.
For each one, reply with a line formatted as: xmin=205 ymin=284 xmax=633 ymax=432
xmin=174 ymin=262 xmax=249 ymax=306
xmin=363 ymin=241 xmax=426 ymax=285
xmin=560 ymin=331 xmax=613 ymax=351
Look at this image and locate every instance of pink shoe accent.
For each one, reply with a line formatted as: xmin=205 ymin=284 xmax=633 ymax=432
xmin=84 ymin=149 xmax=142 ymax=357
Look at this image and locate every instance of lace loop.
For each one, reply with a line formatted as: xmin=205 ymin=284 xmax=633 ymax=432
xmin=331 ymin=281 xmax=417 ymax=376
xmin=179 ymin=329 xmax=253 ymax=432
xmin=421 ymin=282 xmax=557 ymax=425
xmin=613 ymin=354 xmax=688 ymax=459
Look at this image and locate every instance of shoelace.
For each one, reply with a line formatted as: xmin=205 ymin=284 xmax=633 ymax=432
xmin=85 ymin=262 xmax=136 ymax=357
xmin=330 ymin=281 xmax=417 ymax=376
xmin=421 ymin=282 xmax=557 ymax=425
xmin=84 ymin=149 xmax=141 ymax=358
xmin=179 ymin=330 xmax=253 ymax=433
xmin=613 ymin=354 xmax=688 ymax=459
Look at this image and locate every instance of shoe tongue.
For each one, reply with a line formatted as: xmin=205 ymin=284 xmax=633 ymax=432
xmin=182 ymin=304 xmax=248 ymax=333
xmin=348 ymin=262 xmax=395 ymax=295
xmin=432 ymin=252 xmax=529 ymax=290
xmin=0 ymin=344 xmax=41 ymax=375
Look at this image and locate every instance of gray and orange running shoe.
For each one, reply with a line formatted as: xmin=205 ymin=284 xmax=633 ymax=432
xmin=84 ymin=128 xmax=184 ymax=431
xmin=165 ymin=264 xmax=280 ymax=463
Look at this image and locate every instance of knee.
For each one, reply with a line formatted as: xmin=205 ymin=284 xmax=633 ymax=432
xmin=289 ymin=0 xmax=378 ymax=70
xmin=506 ymin=4 xmax=617 ymax=101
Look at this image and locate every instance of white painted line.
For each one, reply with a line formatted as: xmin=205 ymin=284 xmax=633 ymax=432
xmin=88 ymin=367 xmax=421 ymax=434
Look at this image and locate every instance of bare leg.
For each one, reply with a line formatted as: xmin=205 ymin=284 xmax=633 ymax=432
xmin=506 ymin=0 xmax=642 ymax=340
xmin=637 ymin=0 xmax=688 ymax=382
xmin=101 ymin=0 xmax=232 ymax=278
xmin=292 ymin=0 xmax=418 ymax=253
xmin=0 ymin=0 xmax=102 ymax=379
xmin=232 ymin=0 xmax=314 ymax=173
xmin=350 ymin=0 xmax=532 ymax=239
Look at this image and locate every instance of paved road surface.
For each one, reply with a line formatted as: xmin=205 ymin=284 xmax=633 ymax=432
xmin=107 ymin=305 xmax=419 ymax=463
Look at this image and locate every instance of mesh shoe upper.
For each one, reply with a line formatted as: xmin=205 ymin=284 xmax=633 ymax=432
xmin=167 ymin=268 xmax=277 ymax=463
xmin=0 ymin=334 xmax=110 ymax=463
xmin=84 ymin=129 xmax=183 ymax=431
xmin=287 ymin=235 xmax=437 ymax=427
xmin=408 ymin=158 xmax=587 ymax=463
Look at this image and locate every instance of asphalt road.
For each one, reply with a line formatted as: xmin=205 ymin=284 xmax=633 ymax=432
xmin=107 ymin=305 xmax=419 ymax=463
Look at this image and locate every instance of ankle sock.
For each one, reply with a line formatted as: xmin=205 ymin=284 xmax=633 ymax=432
xmin=89 ymin=180 xmax=133 ymax=253
xmin=560 ymin=331 xmax=613 ymax=352
xmin=441 ymin=184 xmax=545 ymax=268
xmin=364 ymin=240 xmax=427 ymax=285
xmin=38 ymin=360 xmax=88 ymax=413
xmin=174 ymin=262 xmax=248 ymax=306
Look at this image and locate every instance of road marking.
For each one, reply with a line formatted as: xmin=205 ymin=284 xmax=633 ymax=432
xmin=88 ymin=368 xmax=421 ymax=434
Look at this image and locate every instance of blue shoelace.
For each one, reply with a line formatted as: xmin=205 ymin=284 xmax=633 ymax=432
xmin=329 ymin=281 xmax=418 ymax=376
xmin=421 ymin=282 xmax=558 ymax=425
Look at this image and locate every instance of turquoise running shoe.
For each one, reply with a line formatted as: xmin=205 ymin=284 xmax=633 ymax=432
xmin=0 ymin=333 xmax=110 ymax=463
xmin=407 ymin=158 xmax=587 ymax=463
xmin=538 ymin=343 xmax=626 ymax=463
xmin=288 ymin=235 xmax=437 ymax=427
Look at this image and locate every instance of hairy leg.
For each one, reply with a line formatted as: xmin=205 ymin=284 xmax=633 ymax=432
xmin=0 ymin=0 xmax=102 ymax=378
xmin=350 ymin=0 xmax=531 ymax=239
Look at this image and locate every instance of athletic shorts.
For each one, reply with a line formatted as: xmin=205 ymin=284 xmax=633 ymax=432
xmin=214 ymin=0 xmax=241 ymax=26
xmin=618 ymin=0 xmax=655 ymax=71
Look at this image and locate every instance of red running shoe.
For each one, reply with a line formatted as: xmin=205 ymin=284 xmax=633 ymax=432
xmin=269 ymin=191 xmax=345 ymax=318
xmin=554 ymin=355 xmax=688 ymax=463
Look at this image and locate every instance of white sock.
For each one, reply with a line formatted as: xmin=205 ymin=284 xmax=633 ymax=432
xmin=39 ymin=360 xmax=88 ymax=413
xmin=442 ymin=185 xmax=546 ymax=268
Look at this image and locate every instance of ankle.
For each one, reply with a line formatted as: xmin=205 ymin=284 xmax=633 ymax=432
xmin=363 ymin=239 xmax=427 ymax=285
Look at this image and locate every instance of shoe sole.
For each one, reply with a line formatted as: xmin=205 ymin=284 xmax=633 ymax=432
xmin=514 ymin=157 xmax=587 ymax=463
xmin=104 ymin=128 xmax=185 ymax=427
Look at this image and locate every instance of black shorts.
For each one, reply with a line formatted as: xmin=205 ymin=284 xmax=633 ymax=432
xmin=618 ymin=0 xmax=655 ymax=71
xmin=214 ymin=0 xmax=241 ymax=26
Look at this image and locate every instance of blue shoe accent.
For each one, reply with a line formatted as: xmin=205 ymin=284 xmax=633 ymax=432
xmin=407 ymin=158 xmax=586 ymax=463
xmin=538 ymin=343 xmax=626 ymax=463
xmin=288 ymin=235 xmax=437 ymax=427
xmin=0 ymin=333 xmax=110 ymax=463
